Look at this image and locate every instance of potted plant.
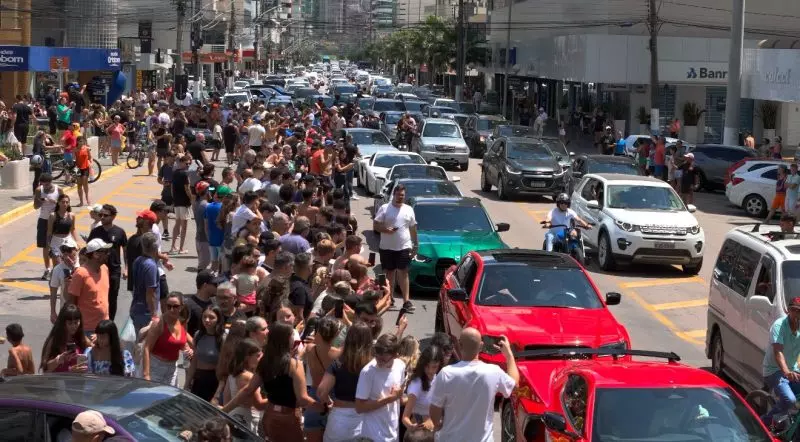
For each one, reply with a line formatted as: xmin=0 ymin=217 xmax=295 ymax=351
xmin=0 ymin=143 xmax=29 ymax=190
xmin=759 ymin=101 xmax=779 ymax=141
xmin=636 ymin=106 xmax=648 ymax=134
xmin=682 ymin=101 xmax=705 ymax=143
xmin=610 ymin=101 xmax=628 ymax=137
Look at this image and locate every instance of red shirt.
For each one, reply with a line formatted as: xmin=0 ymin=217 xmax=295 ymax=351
xmin=654 ymin=143 xmax=666 ymax=166
xmin=61 ymin=130 xmax=77 ymax=153
xmin=310 ymin=149 xmax=323 ymax=175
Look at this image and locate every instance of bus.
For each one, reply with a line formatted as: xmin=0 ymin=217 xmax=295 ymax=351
xmin=322 ymin=55 xmax=330 ymax=64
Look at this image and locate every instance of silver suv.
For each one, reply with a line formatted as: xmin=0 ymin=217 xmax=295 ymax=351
xmin=411 ymin=118 xmax=469 ymax=171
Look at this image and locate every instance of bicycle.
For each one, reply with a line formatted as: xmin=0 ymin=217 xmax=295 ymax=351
xmin=48 ymin=152 xmax=102 ymax=185
xmin=746 ymin=388 xmax=799 ymax=440
xmin=126 ymin=143 xmax=147 ymax=169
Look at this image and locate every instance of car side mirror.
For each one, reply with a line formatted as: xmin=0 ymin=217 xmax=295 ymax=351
xmin=686 ymin=204 xmax=697 ymax=213
xmin=447 ymin=288 xmax=469 ymax=302
xmin=748 ymin=295 xmax=772 ymax=310
xmin=605 ymin=292 xmax=622 ymax=305
xmin=587 ymin=200 xmax=601 ymax=210
xmin=496 ymin=222 xmax=511 ymax=232
xmin=450 ymin=175 xmax=461 ymax=182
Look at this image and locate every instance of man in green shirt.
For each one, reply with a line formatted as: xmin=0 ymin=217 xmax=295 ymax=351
xmin=762 ymin=296 xmax=800 ymax=425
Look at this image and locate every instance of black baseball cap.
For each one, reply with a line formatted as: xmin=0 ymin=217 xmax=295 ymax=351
xmin=196 ymin=269 xmax=227 ymax=288
xmin=150 ymin=200 xmax=167 ymax=212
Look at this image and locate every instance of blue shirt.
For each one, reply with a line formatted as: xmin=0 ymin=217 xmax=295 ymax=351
xmin=280 ymin=233 xmax=311 ymax=254
xmin=615 ymin=138 xmax=626 ymax=155
xmin=763 ymin=316 xmax=800 ymax=377
xmin=132 ymin=255 xmax=160 ymax=315
xmin=204 ymin=201 xmax=225 ymax=247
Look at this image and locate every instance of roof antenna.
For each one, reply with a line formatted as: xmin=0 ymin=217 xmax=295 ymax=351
xmin=751 ymin=223 xmax=761 ymax=233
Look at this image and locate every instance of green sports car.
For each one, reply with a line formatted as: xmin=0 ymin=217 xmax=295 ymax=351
xmin=408 ymin=196 xmax=510 ymax=292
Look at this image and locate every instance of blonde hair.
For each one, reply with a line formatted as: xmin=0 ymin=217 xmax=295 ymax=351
xmin=398 ymin=335 xmax=420 ymax=373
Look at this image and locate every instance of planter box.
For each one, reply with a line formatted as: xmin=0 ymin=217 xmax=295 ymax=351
xmin=684 ymin=125 xmax=699 ymax=144
xmin=0 ymin=157 xmax=31 ymax=190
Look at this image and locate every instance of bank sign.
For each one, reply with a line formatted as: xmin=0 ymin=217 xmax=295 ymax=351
xmin=660 ymin=61 xmax=730 ymax=84
xmin=0 ymin=46 xmax=122 ymax=72
xmin=0 ymin=46 xmax=28 ymax=71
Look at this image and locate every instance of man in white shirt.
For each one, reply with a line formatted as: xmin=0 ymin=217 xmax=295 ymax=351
xmin=543 ymin=193 xmax=592 ymax=252
xmin=373 ymin=184 xmax=418 ymax=312
xmin=231 ymin=191 xmax=260 ymax=237
xmin=355 ymin=334 xmax=406 ymax=442
xmin=49 ymin=237 xmax=80 ymax=323
xmin=247 ymin=119 xmax=266 ymax=153
xmin=429 ymin=328 xmax=519 ymax=441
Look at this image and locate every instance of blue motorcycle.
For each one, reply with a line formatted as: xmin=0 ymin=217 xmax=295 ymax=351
xmin=540 ymin=220 xmax=591 ymax=267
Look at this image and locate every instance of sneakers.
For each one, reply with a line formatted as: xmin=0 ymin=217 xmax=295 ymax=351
xmin=351 ymin=195 xmax=360 ymax=201
xmin=402 ymin=301 xmax=415 ymax=313
xmin=42 ymin=268 xmax=51 ymax=281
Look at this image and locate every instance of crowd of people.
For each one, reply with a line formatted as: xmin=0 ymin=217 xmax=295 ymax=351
xmin=8 ymin=85 xmax=521 ymax=442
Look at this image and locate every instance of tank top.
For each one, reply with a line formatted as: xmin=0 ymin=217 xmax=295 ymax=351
xmin=52 ymin=211 xmax=73 ymax=235
xmin=263 ymin=372 xmax=297 ymax=408
xmin=151 ymin=321 xmax=187 ymax=361
xmin=38 ymin=185 xmax=59 ymax=220
xmin=193 ymin=333 xmax=220 ymax=365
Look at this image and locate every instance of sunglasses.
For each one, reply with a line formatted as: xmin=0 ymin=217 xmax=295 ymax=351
xmin=166 ymin=304 xmax=182 ymax=311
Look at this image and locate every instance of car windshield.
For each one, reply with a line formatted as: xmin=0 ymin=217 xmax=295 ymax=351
xmin=423 ymin=123 xmax=461 ymax=138
xmin=374 ymin=100 xmax=405 ymax=112
xmin=457 ymin=102 xmax=476 ymax=113
xmin=314 ymin=97 xmax=335 ymax=108
xmin=116 ymin=389 xmax=260 ymax=441
xmin=592 ymin=387 xmax=770 ymax=442
xmin=452 ymin=115 xmax=468 ymax=127
xmin=498 ymin=126 xmax=535 ymax=137
xmin=478 ymin=119 xmax=508 ymax=131
xmin=476 ymin=264 xmax=601 ymax=308
xmin=359 ymin=97 xmax=375 ymax=109
xmin=507 ymin=143 xmax=554 ymax=161
xmin=374 ymin=78 xmax=390 ymax=86
xmin=607 ymin=184 xmax=685 ymax=210
xmin=588 ymin=160 xmax=641 ymax=175
xmin=390 ymin=166 xmax=448 ymax=180
xmin=294 ymin=88 xmax=318 ymax=98
xmin=415 ymin=205 xmax=493 ymax=232
xmin=432 ymin=107 xmax=457 ymax=115
xmin=403 ymin=101 xmax=425 ymax=111
xmin=384 ymin=113 xmax=402 ymax=124
xmin=782 ymin=262 xmax=800 ymax=306
xmin=374 ymin=154 xmax=425 ymax=168
xmin=541 ymin=139 xmax=570 ymax=158
xmin=396 ymin=84 xmax=414 ymax=93
xmin=336 ymin=85 xmax=358 ymax=94
xmin=402 ymin=181 xmax=461 ymax=197
xmin=350 ymin=131 xmax=392 ymax=146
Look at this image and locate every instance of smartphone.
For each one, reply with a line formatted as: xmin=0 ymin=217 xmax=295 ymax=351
xmin=482 ymin=336 xmax=501 ymax=355
xmin=334 ymin=299 xmax=345 ymax=319
xmin=301 ymin=317 xmax=318 ymax=341
xmin=376 ymin=273 xmax=387 ymax=287
xmin=62 ymin=267 xmax=73 ymax=279
xmin=75 ymin=354 xmax=88 ymax=366
xmin=396 ymin=307 xmax=407 ymax=326
xmin=368 ymin=252 xmax=376 ymax=267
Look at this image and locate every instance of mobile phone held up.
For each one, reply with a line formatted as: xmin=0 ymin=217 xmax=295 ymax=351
xmin=396 ymin=307 xmax=408 ymax=326
xmin=376 ymin=273 xmax=387 ymax=287
xmin=368 ymin=252 xmax=376 ymax=267
xmin=334 ymin=299 xmax=345 ymax=319
xmin=301 ymin=317 xmax=318 ymax=341
xmin=482 ymin=336 xmax=501 ymax=355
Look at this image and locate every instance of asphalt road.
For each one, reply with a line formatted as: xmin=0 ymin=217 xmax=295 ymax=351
xmin=0 ymin=141 xmax=761 ymax=440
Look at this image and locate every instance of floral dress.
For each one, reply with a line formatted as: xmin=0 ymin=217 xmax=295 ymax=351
xmin=84 ymin=347 xmax=136 ymax=376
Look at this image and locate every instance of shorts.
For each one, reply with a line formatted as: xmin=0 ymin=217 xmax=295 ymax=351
xmin=303 ymin=386 xmax=327 ymax=430
xmin=13 ymin=125 xmax=27 ymax=144
xmin=654 ymin=165 xmax=665 ymax=179
xmin=78 ymin=167 xmax=90 ymax=177
xmin=63 ymin=152 xmax=74 ymax=165
xmin=174 ymin=206 xmax=190 ymax=220
xmin=772 ymin=193 xmax=786 ymax=210
xmin=157 ymin=147 xmax=169 ymax=158
xmin=110 ymin=139 xmax=122 ymax=150
xmin=209 ymin=245 xmax=223 ymax=261
xmin=37 ymin=218 xmax=48 ymax=248
xmin=379 ymin=248 xmax=412 ymax=271
xmin=224 ymin=141 xmax=235 ymax=153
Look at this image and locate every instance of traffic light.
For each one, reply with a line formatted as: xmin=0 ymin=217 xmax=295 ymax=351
xmin=174 ymin=75 xmax=188 ymax=100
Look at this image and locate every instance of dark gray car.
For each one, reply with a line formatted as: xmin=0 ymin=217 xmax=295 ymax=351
xmin=686 ymin=144 xmax=756 ymax=190
xmin=480 ymin=136 xmax=570 ymax=200
xmin=464 ymin=115 xmax=509 ymax=158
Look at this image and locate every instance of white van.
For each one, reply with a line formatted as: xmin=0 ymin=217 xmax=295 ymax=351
xmin=706 ymin=223 xmax=800 ymax=391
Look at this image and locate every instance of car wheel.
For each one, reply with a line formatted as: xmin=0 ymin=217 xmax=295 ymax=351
xmin=500 ymin=400 xmax=518 ymax=442
xmin=460 ymin=161 xmax=469 ymax=171
xmin=743 ymin=194 xmax=768 ymax=218
xmin=694 ymin=169 xmax=707 ymax=191
xmin=572 ymin=247 xmax=587 ymax=267
xmin=480 ymin=166 xmax=492 ymax=192
xmin=497 ymin=175 xmax=509 ymax=200
xmin=597 ymin=231 xmax=616 ymax=271
xmin=435 ymin=302 xmax=445 ymax=333
xmin=356 ymin=169 xmax=363 ymax=188
xmin=683 ymin=258 xmax=702 ymax=275
xmin=710 ymin=331 xmax=724 ymax=376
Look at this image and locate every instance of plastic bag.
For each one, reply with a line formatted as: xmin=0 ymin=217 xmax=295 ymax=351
xmin=119 ymin=317 xmax=137 ymax=357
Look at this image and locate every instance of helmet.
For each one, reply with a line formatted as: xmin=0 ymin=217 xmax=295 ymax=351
xmin=30 ymin=155 xmax=43 ymax=166
xmin=555 ymin=193 xmax=570 ymax=206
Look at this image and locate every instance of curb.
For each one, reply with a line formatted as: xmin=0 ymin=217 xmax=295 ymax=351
xmin=0 ymin=164 xmax=126 ymax=228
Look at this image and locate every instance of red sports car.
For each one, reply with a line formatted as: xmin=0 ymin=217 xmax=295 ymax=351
xmin=500 ymin=348 xmax=774 ymax=442
xmin=435 ymin=249 xmax=630 ymax=366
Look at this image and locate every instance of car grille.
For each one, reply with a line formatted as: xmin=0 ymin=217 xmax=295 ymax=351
xmin=635 ymin=248 xmax=691 ymax=257
xmin=435 ymin=258 xmax=457 ymax=282
xmin=523 ymin=170 xmax=553 ymax=176
xmin=436 ymin=145 xmax=455 ymax=152
xmin=640 ymin=225 xmax=687 ymax=235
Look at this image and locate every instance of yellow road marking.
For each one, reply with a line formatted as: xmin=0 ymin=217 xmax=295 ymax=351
xmin=677 ymin=329 xmax=707 ymax=340
xmin=619 ymin=276 xmax=704 ymax=289
xmin=620 ymin=288 xmax=705 ymax=346
xmin=3 ymin=255 xmax=44 ymax=265
xmin=3 ymin=244 xmax=39 ymax=266
xmin=110 ymin=201 xmax=149 ymax=209
xmin=114 ymin=192 xmax=158 ymax=200
xmin=650 ymin=299 xmax=708 ymax=311
xmin=0 ymin=280 xmax=50 ymax=294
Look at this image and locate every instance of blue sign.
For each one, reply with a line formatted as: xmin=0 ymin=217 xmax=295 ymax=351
xmin=0 ymin=46 xmax=29 ymax=71
xmin=0 ymin=46 xmax=122 ymax=72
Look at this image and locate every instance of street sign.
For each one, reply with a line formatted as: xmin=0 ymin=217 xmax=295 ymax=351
xmin=49 ymin=56 xmax=70 ymax=72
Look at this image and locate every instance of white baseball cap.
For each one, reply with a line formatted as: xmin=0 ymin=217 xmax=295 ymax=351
xmin=85 ymin=238 xmax=112 ymax=254
xmin=72 ymin=410 xmax=115 ymax=436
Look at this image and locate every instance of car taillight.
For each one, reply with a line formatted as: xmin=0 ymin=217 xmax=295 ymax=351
xmin=731 ymin=176 xmax=745 ymax=186
xmin=725 ymin=158 xmax=750 ymax=185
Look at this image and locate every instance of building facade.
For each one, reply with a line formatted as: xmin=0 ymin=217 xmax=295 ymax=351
xmin=0 ymin=0 xmax=31 ymax=100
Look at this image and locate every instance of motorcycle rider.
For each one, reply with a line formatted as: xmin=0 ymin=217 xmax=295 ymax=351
xmin=762 ymin=297 xmax=800 ymax=427
xmin=542 ymin=193 xmax=592 ymax=252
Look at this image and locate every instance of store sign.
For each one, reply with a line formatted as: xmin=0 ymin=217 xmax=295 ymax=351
xmin=686 ymin=66 xmax=728 ymax=80
xmin=741 ymin=48 xmax=800 ymax=101
xmin=107 ymin=50 xmax=121 ymax=69
xmin=0 ymin=46 xmax=28 ymax=71
xmin=660 ymin=61 xmax=729 ymax=83
xmin=49 ymin=56 xmax=70 ymax=72
xmin=763 ymin=68 xmax=791 ymax=85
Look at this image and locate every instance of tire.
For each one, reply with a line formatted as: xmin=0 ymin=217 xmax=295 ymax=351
xmin=694 ymin=169 xmax=707 ymax=191
xmin=500 ymin=400 xmax=518 ymax=442
xmin=497 ymin=175 xmax=509 ymax=200
xmin=709 ymin=331 xmax=724 ymax=376
xmin=435 ymin=302 xmax=445 ymax=333
xmin=572 ymin=247 xmax=586 ymax=267
xmin=480 ymin=166 xmax=492 ymax=191
xmin=50 ymin=159 xmax=65 ymax=181
xmin=88 ymin=159 xmax=102 ymax=184
xmin=356 ymin=168 xmax=363 ymax=188
xmin=597 ymin=231 xmax=616 ymax=271
xmin=126 ymin=150 xmax=142 ymax=169
xmin=744 ymin=390 xmax=773 ymax=417
xmin=743 ymin=194 xmax=768 ymax=218
xmin=683 ymin=258 xmax=702 ymax=275
xmin=460 ymin=161 xmax=469 ymax=171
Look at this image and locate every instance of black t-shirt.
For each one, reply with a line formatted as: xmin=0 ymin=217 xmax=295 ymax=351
xmin=289 ymin=274 xmax=313 ymax=319
xmin=223 ymin=310 xmax=248 ymax=332
xmin=12 ymin=103 xmax=32 ymax=126
xmin=171 ymin=119 xmax=186 ymax=137
xmin=184 ymin=294 xmax=214 ymax=337
xmin=187 ymin=141 xmax=205 ymax=161
xmin=155 ymin=127 xmax=170 ymax=151
xmin=594 ymin=118 xmax=605 ymax=132
xmin=223 ymin=124 xmax=238 ymax=145
xmin=125 ymin=232 xmax=144 ymax=292
xmin=171 ymin=168 xmax=191 ymax=207
xmin=326 ymin=359 xmax=359 ymax=402
xmin=88 ymin=225 xmax=128 ymax=276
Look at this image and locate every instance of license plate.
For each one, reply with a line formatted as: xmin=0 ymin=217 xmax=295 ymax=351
xmin=529 ymin=181 xmax=547 ymax=188
xmin=654 ymin=242 xmax=675 ymax=249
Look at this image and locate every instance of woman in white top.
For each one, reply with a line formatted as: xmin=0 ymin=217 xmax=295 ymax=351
xmin=223 ymin=338 xmax=266 ymax=432
xmin=402 ymin=345 xmax=442 ymax=432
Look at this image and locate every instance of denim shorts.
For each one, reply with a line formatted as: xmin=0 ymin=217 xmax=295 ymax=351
xmin=209 ymin=245 xmax=223 ymax=261
xmin=303 ymin=386 xmax=327 ymax=430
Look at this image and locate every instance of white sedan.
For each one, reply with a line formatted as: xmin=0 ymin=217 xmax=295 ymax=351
xmin=622 ymin=135 xmax=683 ymax=157
xmin=360 ymin=152 xmax=427 ymax=195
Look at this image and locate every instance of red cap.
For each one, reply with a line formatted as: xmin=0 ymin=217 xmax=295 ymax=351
xmin=195 ymin=181 xmax=210 ymax=194
xmin=790 ymin=297 xmax=800 ymax=309
xmin=305 ymin=137 xmax=314 ymax=145
xmin=136 ymin=209 xmax=158 ymax=223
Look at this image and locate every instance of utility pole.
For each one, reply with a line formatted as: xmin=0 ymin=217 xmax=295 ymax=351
xmin=455 ymin=0 xmax=464 ymax=101
xmin=723 ymin=0 xmax=745 ymax=145
xmin=648 ymin=0 xmax=659 ymax=134
xmin=500 ymin=0 xmax=512 ymax=120
xmin=228 ymin=1 xmax=237 ymax=89
xmin=191 ymin=0 xmax=202 ymax=97
xmin=254 ymin=0 xmax=262 ymax=79
xmin=174 ymin=0 xmax=187 ymax=73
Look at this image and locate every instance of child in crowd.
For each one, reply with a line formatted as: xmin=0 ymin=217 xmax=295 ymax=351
xmin=3 ymin=323 xmax=35 ymax=376
xmin=232 ymin=256 xmax=259 ymax=315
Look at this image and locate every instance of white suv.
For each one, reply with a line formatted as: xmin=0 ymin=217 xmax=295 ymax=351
xmin=571 ymin=173 xmax=704 ymax=274
xmin=706 ymin=224 xmax=800 ymax=392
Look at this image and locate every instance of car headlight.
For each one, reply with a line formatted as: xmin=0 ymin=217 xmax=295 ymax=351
xmin=600 ymin=340 xmax=628 ymax=351
xmin=689 ymin=225 xmax=701 ymax=235
xmin=614 ymin=219 xmax=638 ymax=232
xmin=413 ymin=254 xmax=432 ymax=263
xmin=553 ymin=168 xmax=565 ymax=177
xmin=505 ymin=164 xmax=522 ymax=175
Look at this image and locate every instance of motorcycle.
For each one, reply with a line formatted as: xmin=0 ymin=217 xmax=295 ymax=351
xmin=540 ymin=220 xmax=591 ymax=266
xmin=746 ymin=388 xmax=800 ymax=440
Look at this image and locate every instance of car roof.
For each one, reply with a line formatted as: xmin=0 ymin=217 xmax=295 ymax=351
xmin=374 ymin=98 xmax=401 ymax=102
xmin=395 ymin=177 xmax=455 ymax=184
xmin=730 ymin=224 xmax=800 ymax=258
xmin=587 ymin=173 xmax=670 ymax=186
xmin=374 ymin=151 xmax=421 ymax=157
xmin=475 ymin=114 xmax=506 ymax=120
xmin=343 ymin=128 xmax=382 ymax=134
xmin=498 ymin=136 xmax=551 ymax=144
xmin=578 ymin=154 xmax=636 ymax=164
xmin=423 ymin=118 xmax=459 ymax=124
xmin=475 ymin=248 xmax=580 ymax=269
xmin=572 ymin=359 xmax=729 ymax=388
xmin=409 ymin=196 xmax=481 ymax=207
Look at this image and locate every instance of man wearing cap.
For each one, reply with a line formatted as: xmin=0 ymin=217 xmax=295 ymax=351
xmin=185 ymin=269 xmax=227 ymax=337
xmin=762 ymin=297 xmax=800 ymax=426
xmin=70 ymin=410 xmax=115 ymax=442
xmin=68 ymin=238 xmax=112 ymax=335
xmin=49 ymin=236 xmax=80 ymax=324
xmin=126 ymin=209 xmax=158 ymax=293
xmin=131 ymin=232 xmax=162 ymax=332
xmin=88 ymin=204 xmax=128 ymax=321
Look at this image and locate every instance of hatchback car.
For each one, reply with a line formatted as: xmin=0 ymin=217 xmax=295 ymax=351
xmin=501 ymin=348 xmax=772 ymax=442
xmin=436 ymin=249 xmax=628 ymax=366
xmin=0 ymin=374 xmax=260 ymax=441
xmin=411 ymin=118 xmax=469 ymax=170
xmin=480 ymin=136 xmax=570 ymax=200
xmin=726 ymin=161 xmax=792 ymax=218
xmin=464 ymin=115 xmax=509 ymax=158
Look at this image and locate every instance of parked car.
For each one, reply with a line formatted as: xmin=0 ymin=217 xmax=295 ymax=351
xmin=221 ymin=92 xmax=251 ymax=108
xmin=687 ymin=144 xmax=758 ymax=191
xmin=411 ymin=118 xmax=469 ymax=170
xmin=464 ymin=114 xmax=509 ymax=158
xmin=570 ymin=173 xmax=704 ymax=274
xmin=372 ymin=177 xmax=463 ymax=216
xmin=621 ymin=134 xmax=679 ymax=157
xmin=480 ymin=136 xmax=570 ymax=200
xmin=0 ymin=374 xmax=260 ymax=441
xmin=501 ymin=347 xmax=772 ymax=442
xmin=358 ymin=151 xmax=427 ymax=195
xmin=725 ymin=163 xmax=789 ymax=218
xmin=572 ymin=154 xmax=641 ymax=180
xmin=436 ymin=249 xmax=629 ymax=366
